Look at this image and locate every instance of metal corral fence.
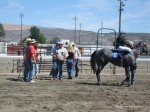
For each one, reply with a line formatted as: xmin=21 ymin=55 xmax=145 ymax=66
xmin=0 ymin=56 xmax=150 ymax=75
xmin=0 ymin=44 xmax=150 ymax=74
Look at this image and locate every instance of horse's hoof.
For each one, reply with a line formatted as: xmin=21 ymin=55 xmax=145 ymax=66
xmin=97 ymin=83 xmax=101 ymax=86
xmin=119 ymin=82 xmax=123 ymax=86
xmin=127 ymin=84 xmax=131 ymax=87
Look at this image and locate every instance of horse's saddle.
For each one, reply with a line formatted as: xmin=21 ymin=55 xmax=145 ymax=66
xmin=112 ymin=50 xmax=130 ymax=59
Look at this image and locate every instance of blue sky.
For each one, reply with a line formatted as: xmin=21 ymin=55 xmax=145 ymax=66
xmin=0 ymin=0 xmax=150 ymax=33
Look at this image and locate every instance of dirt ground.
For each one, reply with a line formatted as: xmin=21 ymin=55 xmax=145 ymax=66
xmin=0 ymin=72 xmax=150 ymax=112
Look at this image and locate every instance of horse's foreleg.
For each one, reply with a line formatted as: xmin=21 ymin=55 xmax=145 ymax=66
xmin=130 ymin=65 xmax=136 ymax=85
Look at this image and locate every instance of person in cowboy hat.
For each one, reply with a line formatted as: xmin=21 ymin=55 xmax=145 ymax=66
xmin=56 ymin=41 xmax=68 ymax=80
xmin=66 ymin=42 xmax=75 ymax=79
xmin=71 ymin=42 xmax=81 ymax=77
xmin=24 ymin=39 xmax=37 ymax=82
xmin=49 ymin=40 xmax=60 ymax=79
xmin=33 ymin=41 xmax=39 ymax=79
xmin=23 ymin=37 xmax=31 ymax=82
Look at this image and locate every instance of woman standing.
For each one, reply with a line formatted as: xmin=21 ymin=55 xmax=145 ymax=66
xmin=33 ymin=43 xmax=39 ymax=79
xmin=66 ymin=43 xmax=75 ymax=79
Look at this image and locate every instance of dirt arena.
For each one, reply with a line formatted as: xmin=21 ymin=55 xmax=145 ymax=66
xmin=0 ymin=72 xmax=150 ymax=112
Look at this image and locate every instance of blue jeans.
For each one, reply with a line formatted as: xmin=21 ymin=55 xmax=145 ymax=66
xmin=50 ymin=58 xmax=58 ymax=78
xmin=57 ymin=60 xmax=64 ymax=79
xmin=33 ymin=63 xmax=39 ymax=77
xmin=23 ymin=61 xmax=28 ymax=81
xmin=66 ymin=59 xmax=74 ymax=79
xmin=24 ymin=60 xmax=34 ymax=81
xmin=74 ymin=59 xmax=79 ymax=77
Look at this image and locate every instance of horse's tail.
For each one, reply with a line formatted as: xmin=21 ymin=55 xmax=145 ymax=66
xmin=90 ymin=50 xmax=97 ymax=74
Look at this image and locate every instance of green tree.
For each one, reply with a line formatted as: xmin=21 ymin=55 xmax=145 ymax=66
xmin=29 ymin=26 xmax=46 ymax=43
xmin=37 ymin=33 xmax=46 ymax=44
xmin=50 ymin=36 xmax=60 ymax=44
xmin=0 ymin=23 xmax=5 ymax=40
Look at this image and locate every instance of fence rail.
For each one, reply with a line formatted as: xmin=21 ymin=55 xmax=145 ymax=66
xmin=0 ymin=56 xmax=150 ymax=74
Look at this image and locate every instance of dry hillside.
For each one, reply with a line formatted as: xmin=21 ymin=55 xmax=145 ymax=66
xmin=2 ymin=24 xmax=150 ymax=46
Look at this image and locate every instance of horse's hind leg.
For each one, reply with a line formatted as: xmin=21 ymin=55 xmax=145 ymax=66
xmin=96 ymin=65 xmax=103 ymax=85
xmin=120 ymin=67 xmax=130 ymax=86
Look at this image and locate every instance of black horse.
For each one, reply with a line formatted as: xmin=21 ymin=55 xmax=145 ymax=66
xmin=90 ymin=41 xmax=148 ymax=86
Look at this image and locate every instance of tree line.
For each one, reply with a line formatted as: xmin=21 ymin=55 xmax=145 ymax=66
xmin=0 ymin=23 xmax=60 ymax=44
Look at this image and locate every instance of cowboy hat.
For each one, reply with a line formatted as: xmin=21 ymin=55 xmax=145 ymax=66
xmin=59 ymin=41 xmax=64 ymax=45
xmin=24 ymin=38 xmax=31 ymax=42
xmin=70 ymin=42 xmax=75 ymax=46
xmin=30 ymin=39 xmax=36 ymax=43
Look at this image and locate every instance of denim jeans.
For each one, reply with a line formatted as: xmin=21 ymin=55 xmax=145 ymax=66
xmin=23 ymin=61 xmax=28 ymax=81
xmin=24 ymin=60 xmax=34 ymax=81
xmin=50 ymin=58 xmax=58 ymax=78
xmin=33 ymin=63 xmax=39 ymax=77
xmin=66 ymin=59 xmax=74 ymax=79
xmin=74 ymin=59 xmax=79 ymax=77
xmin=57 ymin=60 xmax=64 ymax=79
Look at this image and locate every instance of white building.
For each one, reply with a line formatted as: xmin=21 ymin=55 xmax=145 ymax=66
xmin=60 ymin=39 xmax=70 ymax=45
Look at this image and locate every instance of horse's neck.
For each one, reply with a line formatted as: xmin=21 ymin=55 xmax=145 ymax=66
xmin=133 ymin=47 xmax=141 ymax=59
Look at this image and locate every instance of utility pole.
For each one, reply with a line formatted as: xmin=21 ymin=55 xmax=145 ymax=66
xmin=118 ymin=0 xmax=126 ymax=34
xmin=101 ymin=21 xmax=103 ymax=45
xmin=73 ymin=15 xmax=78 ymax=43
xmin=19 ymin=12 xmax=24 ymax=41
xmin=79 ymin=23 xmax=81 ymax=44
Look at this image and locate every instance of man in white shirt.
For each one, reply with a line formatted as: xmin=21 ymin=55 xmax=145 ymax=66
xmin=56 ymin=41 xmax=68 ymax=80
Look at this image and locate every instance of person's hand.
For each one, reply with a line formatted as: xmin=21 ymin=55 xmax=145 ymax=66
xmin=78 ymin=58 xmax=81 ymax=61
xmin=32 ymin=60 xmax=36 ymax=64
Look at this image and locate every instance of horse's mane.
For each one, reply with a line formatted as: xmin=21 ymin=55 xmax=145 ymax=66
xmin=133 ymin=41 xmax=144 ymax=49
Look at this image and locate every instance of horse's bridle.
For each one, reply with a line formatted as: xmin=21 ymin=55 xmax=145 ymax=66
xmin=140 ymin=42 xmax=148 ymax=54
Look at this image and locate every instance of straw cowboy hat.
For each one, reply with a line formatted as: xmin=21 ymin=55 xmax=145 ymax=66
xmin=59 ymin=41 xmax=64 ymax=45
xmin=67 ymin=42 xmax=75 ymax=52
xmin=24 ymin=38 xmax=31 ymax=42
xmin=30 ymin=39 xmax=36 ymax=43
xmin=126 ymin=40 xmax=133 ymax=48
xmin=70 ymin=42 xmax=75 ymax=46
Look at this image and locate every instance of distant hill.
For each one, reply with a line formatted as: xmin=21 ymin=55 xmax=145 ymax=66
xmin=2 ymin=24 xmax=150 ymax=46
xmin=2 ymin=24 xmax=97 ymax=44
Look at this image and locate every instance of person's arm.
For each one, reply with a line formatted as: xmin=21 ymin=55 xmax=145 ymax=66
xmin=63 ymin=49 xmax=68 ymax=61
xmin=30 ymin=46 xmax=36 ymax=63
xmin=77 ymin=48 xmax=81 ymax=57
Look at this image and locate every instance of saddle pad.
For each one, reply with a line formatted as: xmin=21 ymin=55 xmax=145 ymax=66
xmin=112 ymin=52 xmax=119 ymax=58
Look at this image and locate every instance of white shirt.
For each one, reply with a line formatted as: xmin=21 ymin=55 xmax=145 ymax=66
xmin=74 ymin=46 xmax=81 ymax=59
xmin=57 ymin=47 xmax=68 ymax=60
xmin=117 ymin=46 xmax=132 ymax=52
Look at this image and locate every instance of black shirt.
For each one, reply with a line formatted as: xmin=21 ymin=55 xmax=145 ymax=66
xmin=67 ymin=52 xmax=74 ymax=60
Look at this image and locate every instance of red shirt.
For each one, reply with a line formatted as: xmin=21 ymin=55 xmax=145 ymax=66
xmin=25 ymin=44 xmax=36 ymax=60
